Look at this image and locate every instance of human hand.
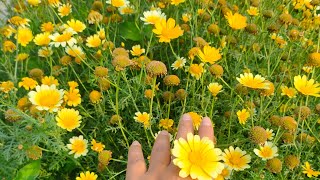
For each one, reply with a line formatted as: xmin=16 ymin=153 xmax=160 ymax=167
xmin=126 ymin=114 xmax=215 ymax=180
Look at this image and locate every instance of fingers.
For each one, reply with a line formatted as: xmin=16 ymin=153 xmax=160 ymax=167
xmin=148 ymin=131 xmax=171 ymax=173
xmin=126 ymin=141 xmax=146 ymax=180
xmin=198 ymin=117 xmax=215 ymax=142
xmin=176 ymin=114 xmax=194 ymax=139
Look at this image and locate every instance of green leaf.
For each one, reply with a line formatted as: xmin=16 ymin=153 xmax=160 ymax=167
xmin=118 ymin=22 xmax=142 ymax=41
xmin=14 ymin=160 xmax=41 ymax=180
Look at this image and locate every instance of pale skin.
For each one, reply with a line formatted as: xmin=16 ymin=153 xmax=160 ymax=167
xmin=126 ymin=114 xmax=216 ymax=180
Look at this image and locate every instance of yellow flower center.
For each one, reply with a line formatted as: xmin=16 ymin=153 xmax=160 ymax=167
xmin=189 ymin=151 xmax=202 ymax=165
xmin=61 ymin=115 xmax=78 ymax=128
xmin=35 ymin=89 xmax=61 ymax=107
xmin=190 ymin=65 xmax=202 ymax=74
xmin=229 ymin=152 xmax=241 ymax=165
xmin=55 ymin=33 xmax=72 ymax=42
xmin=67 ymin=91 xmax=78 ymax=101
xmin=146 ymin=16 xmax=160 ymax=24
xmin=72 ymin=140 xmax=86 ymax=153
xmin=138 ymin=114 xmax=149 ymax=122
xmin=260 ymin=147 xmax=272 ymax=157
xmin=60 ymin=6 xmax=71 ymax=15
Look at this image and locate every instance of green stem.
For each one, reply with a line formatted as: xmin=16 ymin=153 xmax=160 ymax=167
xmin=116 ymin=73 xmax=129 ymax=148
xmin=209 ymin=96 xmax=215 ymax=118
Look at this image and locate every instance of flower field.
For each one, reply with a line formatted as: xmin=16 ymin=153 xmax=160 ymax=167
xmin=1 ymin=0 xmax=320 ymax=179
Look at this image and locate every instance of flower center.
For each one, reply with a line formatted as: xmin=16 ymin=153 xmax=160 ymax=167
xmin=73 ymin=140 xmax=85 ymax=153
xmin=261 ymin=147 xmax=272 ymax=157
xmin=56 ymin=33 xmax=72 ymax=42
xmin=146 ymin=16 xmax=160 ymax=24
xmin=190 ymin=65 xmax=202 ymax=74
xmin=229 ymin=153 xmax=241 ymax=165
xmin=189 ymin=151 xmax=201 ymax=165
xmin=63 ymin=114 xmax=77 ymax=128
xmin=35 ymin=90 xmax=61 ymax=107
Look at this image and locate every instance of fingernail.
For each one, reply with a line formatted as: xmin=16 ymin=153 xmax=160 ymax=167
xmin=182 ymin=114 xmax=192 ymax=121
xmin=202 ymin=117 xmax=211 ymax=126
xmin=160 ymin=130 xmax=169 ymax=136
xmin=132 ymin=141 xmax=140 ymax=146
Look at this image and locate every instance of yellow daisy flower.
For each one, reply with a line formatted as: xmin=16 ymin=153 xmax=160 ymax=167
xmin=106 ymin=0 xmax=129 ymax=7
xmin=16 ymin=27 xmax=33 ymax=46
xmin=236 ymin=73 xmax=269 ymax=89
xmin=172 ymin=133 xmax=224 ymax=179
xmin=28 ymin=84 xmax=64 ymax=112
xmin=188 ymin=112 xmax=202 ymax=130
xmin=65 ymin=45 xmax=85 ymax=58
xmin=64 ymin=89 xmax=81 ymax=107
xmin=159 ymin=118 xmax=174 ymax=130
xmin=15 ymin=53 xmax=29 ymax=61
xmin=33 ymin=32 xmax=51 ymax=46
xmin=130 ymin=45 xmax=145 ymax=56
xmin=182 ymin=13 xmax=191 ymax=23
xmin=294 ymin=75 xmax=320 ymax=97
xmin=86 ymin=34 xmax=101 ymax=48
xmin=89 ymin=90 xmax=102 ymax=103
xmin=56 ymin=108 xmax=81 ymax=131
xmin=152 ymin=18 xmax=184 ymax=43
xmin=58 ymin=3 xmax=72 ymax=17
xmin=41 ymin=76 xmax=59 ymax=86
xmin=134 ymin=112 xmax=150 ymax=128
xmin=225 ymin=12 xmax=247 ymax=30
xmin=197 ymin=45 xmax=222 ymax=64
xmin=2 ymin=40 xmax=16 ymax=53
xmin=18 ymin=77 xmax=38 ymax=90
xmin=0 ymin=81 xmax=15 ymax=93
xmin=253 ymin=141 xmax=278 ymax=160
xmin=41 ymin=22 xmax=54 ymax=33
xmin=247 ymin=6 xmax=259 ymax=16
xmin=140 ymin=9 xmax=166 ymax=25
xmin=91 ymin=139 xmax=105 ymax=153
xmin=171 ymin=0 xmax=185 ymax=6
xmin=215 ymin=166 xmax=232 ymax=180
xmin=302 ymin=162 xmax=320 ymax=178
xmin=76 ymin=171 xmax=97 ymax=180
xmin=38 ymin=47 xmax=53 ymax=57
xmin=64 ymin=19 xmax=86 ymax=33
xmin=281 ymin=86 xmax=297 ymax=98
xmin=189 ymin=63 xmax=205 ymax=80
xmin=118 ymin=5 xmax=135 ymax=15
xmin=49 ymin=28 xmax=77 ymax=47
xmin=236 ymin=109 xmax=250 ymax=125
xmin=171 ymin=57 xmax=186 ymax=70
xmin=68 ymin=81 xmax=79 ymax=90
xmin=222 ymin=146 xmax=251 ymax=171
xmin=266 ymin=128 xmax=274 ymax=140
xmin=8 ymin=16 xmax=30 ymax=27
xmin=47 ymin=0 xmax=60 ymax=7
xmin=67 ymin=135 xmax=88 ymax=158
xmin=208 ymin=83 xmax=223 ymax=97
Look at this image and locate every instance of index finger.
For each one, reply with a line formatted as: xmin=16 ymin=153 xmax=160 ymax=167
xmin=198 ymin=117 xmax=215 ymax=142
xmin=176 ymin=114 xmax=194 ymax=140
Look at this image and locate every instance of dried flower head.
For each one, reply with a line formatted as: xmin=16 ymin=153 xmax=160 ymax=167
xmin=284 ymin=155 xmax=300 ymax=170
xmin=266 ymin=158 xmax=282 ymax=173
xmin=146 ymin=61 xmax=167 ymax=77
xmin=163 ymin=75 xmax=180 ymax=86
xmin=249 ymin=126 xmax=268 ymax=144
